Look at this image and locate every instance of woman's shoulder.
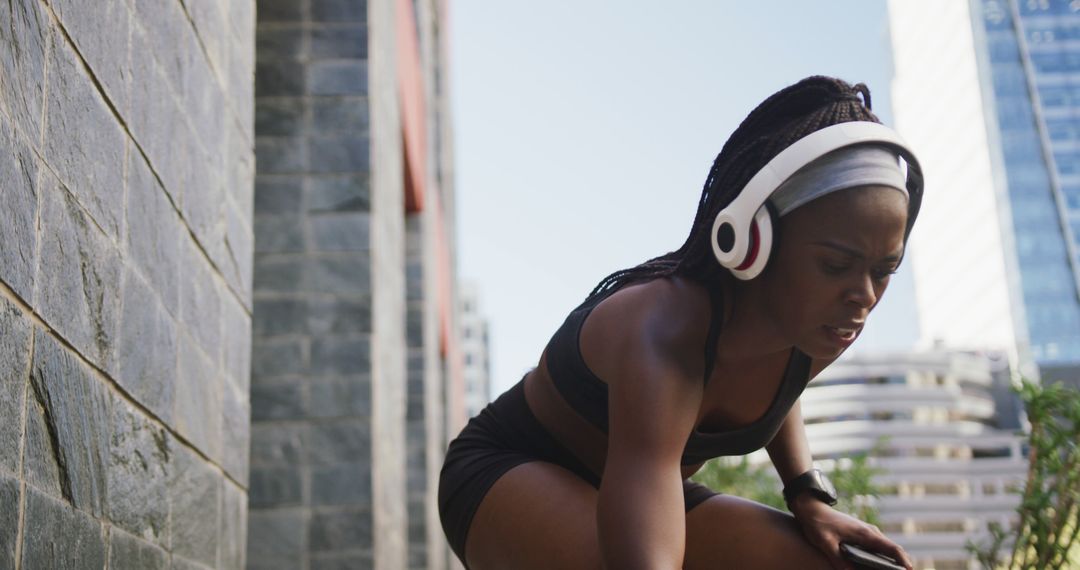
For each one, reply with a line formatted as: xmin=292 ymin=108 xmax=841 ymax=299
xmin=582 ymin=276 xmax=718 ymax=379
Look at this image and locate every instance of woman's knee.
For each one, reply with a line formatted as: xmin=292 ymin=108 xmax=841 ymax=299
xmin=684 ymin=495 xmax=831 ymax=570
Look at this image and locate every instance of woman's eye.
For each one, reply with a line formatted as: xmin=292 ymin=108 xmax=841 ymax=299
xmin=821 ymin=262 xmax=849 ymax=275
xmin=872 ymin=267 xmax=898 ymax=281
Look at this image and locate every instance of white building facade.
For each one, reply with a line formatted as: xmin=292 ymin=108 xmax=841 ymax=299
xmin=799 ymin=352 xmax=1027 ymax=570
xmin=459 ymin=282 xmax=492 ymax=419
xmin=888 ymin=0 xmax=1080 ymax=387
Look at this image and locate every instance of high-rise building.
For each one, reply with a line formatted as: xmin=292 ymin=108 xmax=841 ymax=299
xmin=888 ymin=0 xmax=1080 ymax=389
xmin=459 ymin=282 xmax=492 ymax=420
xmin=797 ymin=352 xmax=1027 ymax=570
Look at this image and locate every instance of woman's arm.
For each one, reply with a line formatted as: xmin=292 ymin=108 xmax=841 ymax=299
xmin=599 ymin=358 xmax=699 ymax=569
xmin=765 ymin=399 xmax=814 ymax=488
xmin=585 ymin=280 xmax=709 ymax=570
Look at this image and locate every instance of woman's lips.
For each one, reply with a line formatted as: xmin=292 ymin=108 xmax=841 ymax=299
xmin=823 ymin=324 xmax=861 ymax=346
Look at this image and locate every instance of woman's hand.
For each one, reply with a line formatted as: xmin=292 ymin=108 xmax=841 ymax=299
xmin=789 ymin=496 xmax=914 ymax=570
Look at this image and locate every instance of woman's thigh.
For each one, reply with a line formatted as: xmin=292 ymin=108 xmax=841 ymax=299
xmin=465 ymin=466 xmax=832 ymax=570
xmin=684 ymin=495 xmax=832 ymax=570
xmin=465 ymin=461 xmax=602 ymax=570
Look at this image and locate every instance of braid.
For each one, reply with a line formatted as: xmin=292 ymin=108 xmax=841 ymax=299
xmin=583 ymin=76 xmax=881 ymax=304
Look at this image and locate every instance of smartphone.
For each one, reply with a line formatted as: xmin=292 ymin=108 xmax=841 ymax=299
xmin=839 ymin=542 xmax=906 ymax=570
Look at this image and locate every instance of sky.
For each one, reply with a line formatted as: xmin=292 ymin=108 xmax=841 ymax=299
xmin=449 ymin=1 xmax=920 ymax=396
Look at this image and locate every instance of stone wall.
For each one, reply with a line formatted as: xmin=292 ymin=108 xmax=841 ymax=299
xmin=0 ymin=0 xmax=255 ymax=568
xmin=249 ymin=0 xmax=456 ymax=568
xmin=248 ymin=0 xmax=387 ymax=567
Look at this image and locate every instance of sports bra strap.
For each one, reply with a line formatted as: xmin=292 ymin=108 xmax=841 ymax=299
xmin=702 ymin=284 xmax=725 ymax=385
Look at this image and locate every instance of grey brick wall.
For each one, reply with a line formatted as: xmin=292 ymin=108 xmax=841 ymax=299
xmin=249 ymin=0 xmax=381 ymax=567
xmin=0 ymin=0 xmax=255 ymax=568
xmin=250 ymin=0 xmax=456 ymax=568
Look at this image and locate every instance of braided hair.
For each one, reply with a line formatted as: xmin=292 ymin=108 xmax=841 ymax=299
xmin=584 ymin=76 xmax=881 ymax=304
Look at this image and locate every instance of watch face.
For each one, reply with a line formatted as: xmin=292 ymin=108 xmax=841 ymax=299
xmin=816 ymin=471 xmax=837 ymax=501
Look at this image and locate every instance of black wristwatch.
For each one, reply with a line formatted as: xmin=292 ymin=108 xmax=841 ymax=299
xmin=783 ymin=468 xmax=838 ymax=508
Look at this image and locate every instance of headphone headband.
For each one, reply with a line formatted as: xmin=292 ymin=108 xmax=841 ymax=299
xmin=711 ymin=121 xmax=924 ymax=280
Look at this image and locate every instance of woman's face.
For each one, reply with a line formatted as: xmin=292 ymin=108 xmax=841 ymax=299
xmin=753 ymin=185 xmax=909 ymax=360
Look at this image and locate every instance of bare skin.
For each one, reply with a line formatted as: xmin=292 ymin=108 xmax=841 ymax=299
xmin=465 ymin=186 xmax=916 ymax=570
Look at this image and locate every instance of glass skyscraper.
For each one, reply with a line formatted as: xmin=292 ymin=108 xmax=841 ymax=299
xmin=889 ymin=0 xmax=1080 ymax=387
xmin=978 ymin=0 xmax=1080 ymax=371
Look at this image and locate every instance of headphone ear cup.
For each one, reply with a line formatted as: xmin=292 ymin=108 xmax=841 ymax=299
xmin=728 ymin=205 xmax=775 ymax=280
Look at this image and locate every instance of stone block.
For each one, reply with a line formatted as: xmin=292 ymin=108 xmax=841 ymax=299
xmin=172 ymin=555 xmax=214 ymax=570
xmin=309 ymin=376 xmax=371 ymax=419
xmin=221 ymin=479 xmax=248 ymax=570
xmin=126 ymin=152 xmax=181 ymax=317
xmin=250 ymin=423 xmax=305 ymax=468
xmin=49 ymin=0 xmax=130 ymax=115
xmin=25 ymin=330 xmax=111 ymax=517
xmin=253 ymin=298 xmax=307 ymax=337
xmin=308 ymin=175 xmax=370 ymax=212
xmin=43 ymin=30 xmax=126 ymax=242
xmin=175 ymin=334 xmax=223 ymax=460
xmin=0 ymin=475 xmax=18 ymax=568
xmin=179 ymin=240 xmax=222 ymax=363
xmin=221 ymin=294 xmax=252 ymax=393
xmin=251 ymin=381 xmax=305 ymax=421
xmin=255 ymin=215 xmax=305 ymax=253
xmin=252 ymin=254 xmax=305 ymax=295
xmin=306 ymin=132 xmax=369 ymax=172
xmin=307 ymin=420 xmax=370 ymax=466
xmin=256 ymin=97 xmax=305 ymax=137
xmin=169 ymin=444 xmax=221 ymax=566
xmin=256 ymin=61 xmax=306 ymax=97
xmin=311 ymin=462 xmax=371 ymax=507
xmin=108 ymin=398 xmax=170 ymax=546
xmin=179 ymin=142 xmax=225 ymax=263
xmin=246 ymin=509 xmax=304 ymax=569
xmin=221 ymin=199 xmax=255 ymax=301
xmin=0 ymin=112 xmax=39 ymax=301
xmin=308 ymin=298 xmax=372 ymax=335
xmin=256 ymin=0 xmax=303 ymax=22
xmin=256 ymin=136 xmax=306 ymax=174
xmin=311 ymin=553 xmax=375 ymax=570
xmin=117 ymin=269 xmax=177 ymax=422
xmin=255 ymin=176 xmax=303 ymax=214
xmin=406 ymin=305 xmax=423 ymax=347
xmin=308 ymin=61 xmax=368 ymax=96
xmin=310 ymin=26 xmax=367 ymax=59
xmin=228 ymin=126 xmax=256 ymax=223
xmin=0 ymin=0 xmax=48 ymax=142
xmin=309 ymin=508 xmax=372 ymax=552
xmin=35 ymin=168 xmax=122 ymax=375
xmin=310 ymin=212 xmax=370 ymax=251
xmin=229 ymin=0 xmax=256 ymax=43
xmin=312 ymin=98 xmax=369 ymax=135
xmin=311 ymin=337 xmax=371 ymax=376
xmin=221 ymin=381 xmax=250 ymax=484
xmin=250 ymin=337 xmax=306 ymax=382
xmin=128 ymin=21 xmax=186 ymax=205
xmin=307 ymin=254 xmax=372 ymax=296
xmin=256 ymin=27 xmax=304 ymax=61
xmin=108 ymin=527 xmax=168 ymax=570
xmin=228 ymin=25 xmax=256 ymax=144
xmin=249 ymin=465 xmax=302 ymax=508
xmin=184 ymin=0 xmax=229 ymax=82
xmin=311 ymin=0 xmax=367 ymax=23
xmin=0 ymin=297 xmax=31 ymax=476
xmin=20 ymin=487 xmax=105 ymax=568
xmin=185 ymin=49 xmax=229 ymax=165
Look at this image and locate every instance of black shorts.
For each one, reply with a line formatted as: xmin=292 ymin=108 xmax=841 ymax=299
xmin=437 ymin=377 xmax=719 ymax=567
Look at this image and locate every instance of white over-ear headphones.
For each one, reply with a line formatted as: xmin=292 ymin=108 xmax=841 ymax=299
xmin=711 ymin=121 xmax=924 ymax=280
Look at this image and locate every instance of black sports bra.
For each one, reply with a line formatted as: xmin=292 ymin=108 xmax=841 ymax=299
xmin=543 ymin=283 xmax=812 ymax=465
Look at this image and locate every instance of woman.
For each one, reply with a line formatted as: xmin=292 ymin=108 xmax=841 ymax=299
xmin=440 ymin=76 xmax=920 ymax=569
